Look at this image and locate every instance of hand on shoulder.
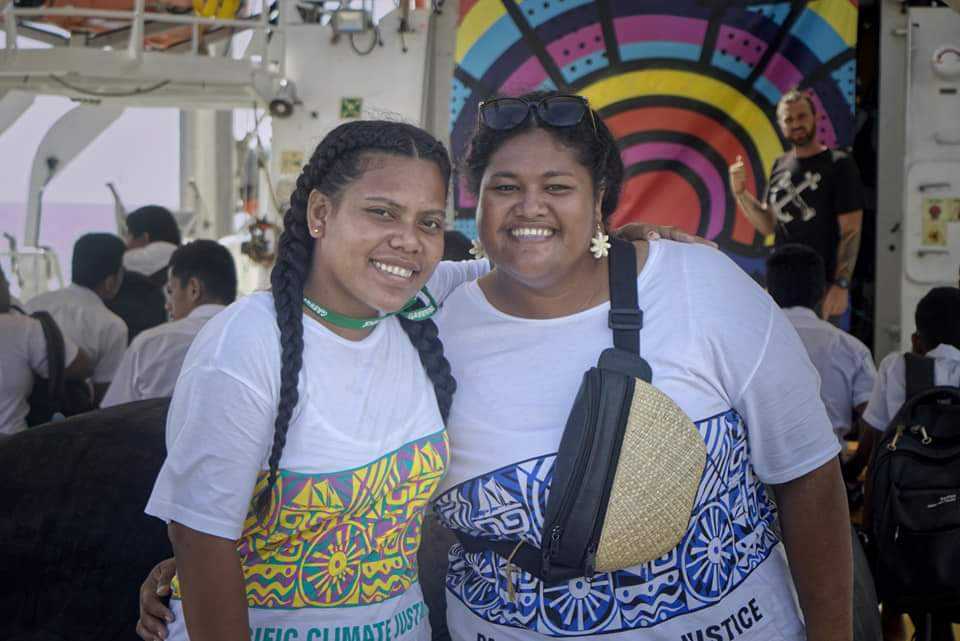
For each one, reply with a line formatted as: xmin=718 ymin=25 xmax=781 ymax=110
xmin=613 ymin=222 xmax=718 ymax=248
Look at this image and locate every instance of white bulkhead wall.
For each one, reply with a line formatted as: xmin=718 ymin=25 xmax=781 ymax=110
xmin=268 ymin=8 xmax=435 ymax=218
xmin=876 ymin=4 xmax=960 ymax=358
xmin=901 ymin=8 xmax=960 ymax=351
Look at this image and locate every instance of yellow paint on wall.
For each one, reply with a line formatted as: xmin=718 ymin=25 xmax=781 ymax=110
xmin=808 ymin=0 xmax=858 ymax=47
xmin=456 ymin=0 xmax=508 ymax=63
xmin=583 ymin=70 xmax=783 ymax=175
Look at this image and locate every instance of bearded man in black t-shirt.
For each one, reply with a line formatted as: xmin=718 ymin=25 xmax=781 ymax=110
xmin=729 ymin=89 xmax=864 ymax=326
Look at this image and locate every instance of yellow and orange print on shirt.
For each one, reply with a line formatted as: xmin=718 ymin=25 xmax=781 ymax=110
xmin=172 ymin=429 xmax=449 ymax=609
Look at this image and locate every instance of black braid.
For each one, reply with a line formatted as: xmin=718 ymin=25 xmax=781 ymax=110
xmin=254 ymin=121 xmax=457 ymax=519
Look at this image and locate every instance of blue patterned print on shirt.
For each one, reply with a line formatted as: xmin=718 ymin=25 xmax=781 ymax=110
xmin=433 ymin=410 xmax=780 ymax=636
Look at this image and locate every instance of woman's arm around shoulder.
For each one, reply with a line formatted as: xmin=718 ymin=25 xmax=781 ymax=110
xmin=167 ymin=522 xmax=250 ymax=641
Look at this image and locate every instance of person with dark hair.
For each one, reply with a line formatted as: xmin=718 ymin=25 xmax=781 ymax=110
xmin=164 ymin=239 xmax=238 ymax=316
xmin=730 ymin=88 xmax=865 ymax=328
xmin=124 ymin=205 xmax=182 ymax=281
xmin=853 ymin=287 xmax=960 ymax=641
xmin=442 ymin=230 xmax=474 ymax=261
xmin=141 ymin=121 xmax=488 ymax=641
xmin=101 ymin=240 xmax=238 ymax=407
xmin=0 ymin=265 xmax=90 ymax=434
xmin=767 ymin=244 xmax=876 ymax=447
xmin=855 ymin=287 xmax=960 ymax=458
xmin=429 ymin=92 xmax=849 ymax=641
xmin=110 ymin=205 xmax=183 ymax=342
xmin=25 ymin=233 xmax=128 ymax=404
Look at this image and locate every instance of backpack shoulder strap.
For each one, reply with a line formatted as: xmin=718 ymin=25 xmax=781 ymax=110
xmin=607 ymin=238 xmax=642 ymax=355
xmin=30 ymin=311 xmax=67 ymax=407
xmin=904 ymin=353 xmax=935 ymax=400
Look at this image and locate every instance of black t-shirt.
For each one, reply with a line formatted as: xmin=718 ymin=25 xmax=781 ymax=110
xmin=765 ymin=148 xmax=864 ymax=280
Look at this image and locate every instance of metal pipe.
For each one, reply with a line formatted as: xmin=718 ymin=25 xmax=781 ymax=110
xmin=278 ymin=0 xmax=290 ymax=78
xmin=9 ymin=7 xmax=268 ymax=30
xmin=257 ymin=0 xmax=270 ymax=64
xmin=191 ymin=23 xmax=200 ymax=55
xmin=128 ymin=0 xmax=145 ymax=62
xmin=3 ymin=2 xmax=17 ymax=50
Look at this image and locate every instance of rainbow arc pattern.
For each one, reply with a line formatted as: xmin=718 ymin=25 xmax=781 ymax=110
xmin=451 ymin=0 xmax=858 ymax=268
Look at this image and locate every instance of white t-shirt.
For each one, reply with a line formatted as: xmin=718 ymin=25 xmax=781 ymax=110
xmin=25 ymin=284 xmax=128 ymax=383
xmin=0 ymin=311 xmax=79 ymax=435
xmin=862 ymin=343 xmax=960 ymax=432
xmin=145 ymin=260 xmax=487 ymax=641
xmin=123 ymin=241 xmax=178 ymax=277
xmin=432 ymin=242 xmax=839 ymax=641
xmin=101 ymin=304 xmax=225 ymax=408
xmin=783 ymin=306 xmax=877 ymax=444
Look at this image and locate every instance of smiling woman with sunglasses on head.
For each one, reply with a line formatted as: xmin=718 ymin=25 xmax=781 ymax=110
xmin=428 ymin=91 xmax=852 ymax=641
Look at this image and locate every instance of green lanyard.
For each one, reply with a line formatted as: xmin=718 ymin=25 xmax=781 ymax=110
xmin=302 ymin=287 xmax=438 ymax=330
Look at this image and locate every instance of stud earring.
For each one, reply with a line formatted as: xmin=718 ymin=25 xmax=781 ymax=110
xmin=590 ymin=222 xmax=610 ymax=259
xmin=469 ymin=239 xmax=486 ymax=259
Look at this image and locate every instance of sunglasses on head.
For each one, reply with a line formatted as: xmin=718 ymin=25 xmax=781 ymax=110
xmin=477 ymin=94 xmax=597 ymax=132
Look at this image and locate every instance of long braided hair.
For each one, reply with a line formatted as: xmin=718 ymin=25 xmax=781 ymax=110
xmin=255 ymin=120 xmax=457 ymax=518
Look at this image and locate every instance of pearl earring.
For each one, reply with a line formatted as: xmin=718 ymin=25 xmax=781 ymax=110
xmin=590 ymin=223 xmax=610 ymax=259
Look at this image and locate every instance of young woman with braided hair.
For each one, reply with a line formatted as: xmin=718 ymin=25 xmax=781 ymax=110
xmin=144 ymin=120 xmax=488 ymax=641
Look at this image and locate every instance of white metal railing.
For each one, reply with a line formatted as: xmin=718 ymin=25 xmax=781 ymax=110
xmin=2 ymin=1 xmax=277 ymax=65
xmin=1 ymin=247 xmax=65 ymax=300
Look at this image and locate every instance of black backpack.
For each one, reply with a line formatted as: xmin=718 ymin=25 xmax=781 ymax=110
xmin=867 ymin=353 xmax=960 ymax=613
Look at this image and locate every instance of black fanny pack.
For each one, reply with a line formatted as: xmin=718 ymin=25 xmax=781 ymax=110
xmin=456 ymin=238 xmax=705 ymax=586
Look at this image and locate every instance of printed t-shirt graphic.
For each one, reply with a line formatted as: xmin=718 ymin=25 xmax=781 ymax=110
xmin=764 ymin=149 xmax=864 ymax=280
xmin=146 ymin=260 xmax=488 ymax=641
xmin=169 ymin=430 xmax=449 ymax=608
xmin=432 ymin=242 xmax=839 ymax=641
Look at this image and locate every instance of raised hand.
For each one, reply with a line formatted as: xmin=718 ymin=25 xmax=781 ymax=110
xmin=729 ymin=155 xmax=747 ymax=196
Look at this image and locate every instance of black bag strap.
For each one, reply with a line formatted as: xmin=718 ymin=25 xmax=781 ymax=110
xmin=904 ymin=353 xmax=936 ymax=400
xmin=607 ymin=238 xmax=642 ymax=355
xmin=451 ymin=239 xmax=646 ymax=578
xmin=30 ymin=311 xmax=67 ymax=411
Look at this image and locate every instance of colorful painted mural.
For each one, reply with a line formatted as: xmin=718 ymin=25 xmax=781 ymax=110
xmin=449 ymin=0 xmax=858 ymax=275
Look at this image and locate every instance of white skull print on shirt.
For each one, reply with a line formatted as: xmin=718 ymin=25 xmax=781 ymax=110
xmin=768 ymin=168 xmax=822 ymax=224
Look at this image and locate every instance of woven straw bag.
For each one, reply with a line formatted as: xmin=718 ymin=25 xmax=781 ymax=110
xmin=594 ymin=379 xmax=706 ymax=572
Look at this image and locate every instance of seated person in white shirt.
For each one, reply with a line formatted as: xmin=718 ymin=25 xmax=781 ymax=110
xmin=110 ymin=205 xmax=183 ymax=340
xmin=101 ymin=239 xmax=237 ymax=407
xmin=766 ymin=244 xmax=877 ymax=449
xmin=26 ymin=233 xmax=128 ymax=405
xmin=0 ymin=265 xmax=91 ymax=435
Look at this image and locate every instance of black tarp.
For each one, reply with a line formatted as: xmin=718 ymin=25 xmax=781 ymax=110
xmin=0 ymin=399 xmax=172 ymax=641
